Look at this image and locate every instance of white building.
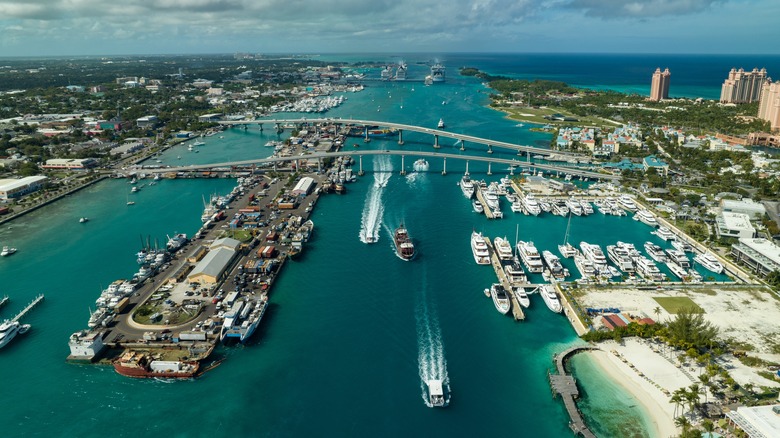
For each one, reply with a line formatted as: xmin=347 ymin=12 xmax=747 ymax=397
xmin=721 ymin=198 xmax=766 ymax=219
xmin=726 ymin=404 xmax=780 ymax=438
xmin=292 ymin=177 xmax=315 ymax=196
xmin=42 ymin=158 xmax=97 ymax=170
xmin=0 ymin=176 xmax=47 ymax=200
xmin=715 ymin=212 xmax=756 ymax=239
xmin=731 ymin=238 xmax=780 ymax=277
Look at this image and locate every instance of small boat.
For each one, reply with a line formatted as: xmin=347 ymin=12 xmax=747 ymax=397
xmin=79 ymin=217 xmax=89 ymax=223
xmin=127 ymin=201 xmax=135 ymax=206
xmin=427 ymin=379 xmax=446 ymax=407
xmin=394 ymin=224 xmax=416 ymax=261
xmin=472 ymin=200 xmax=484 ymax=214
xmin=131 ymin=186 xmax=139 ymax=193
xmin=437 ymin=118 xmax=445 ymax=129
xmin=0 ymin=246 xmax=17 ymax=257
xmin=490 ymin=283 xmax=511 ymax=315
xmin=513 ymin=287 xmax=531 ymax=308
xmin=413 ymin=159 xmax=430 ymax=172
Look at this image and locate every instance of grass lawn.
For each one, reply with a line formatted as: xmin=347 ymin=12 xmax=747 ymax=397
xmin=653 ymin=296 xmax=704 ymax=314
xmin=221 ymin=229 xmax=253 ymax=242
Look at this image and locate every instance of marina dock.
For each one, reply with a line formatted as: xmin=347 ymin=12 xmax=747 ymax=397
xmin=12 ymin=294 xmax=44 ymax=322
xmin=549 ymin=346 xmax=598 ymax=438
xmin=474 ymin=185 xmax=495 ymax=219
xmin=484 ymin=238 xmax=525 ymax=321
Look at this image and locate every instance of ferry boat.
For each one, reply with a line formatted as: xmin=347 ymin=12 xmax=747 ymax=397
xmin=618 ymin=195 xmax=638 ymax=212
xmin=513 ymin=287 xmax=531 ymax=308
xmin=1 ymin=246 xmax=17 ymax=256
xmin=504 ymin=258 xmax=527 ymax=284
xmin=652 ymin=226 xmax=676 ymax=241
xmin=490 ymin=283 xmax=511 ymax=315
xmin=430 ymin=63 xmax=445 ymax=82
xmin=413 ymin=159 xmax=429 ymax=172
xmin=644 ymin=242 xmax=667 ymax=263
xmin=542 ymin=250 xmax=568 ymax=279
xmin=634 ymin=256 xmax=665 ymax=282
xmin=493 ymin=237 xmax=514 ymax=261
xmin=540 ymin=284 xmax=563 ymax=313
xmin=666 ymin=249 xmax=690 ymax=269
xmin=634 ymin=209 xmax=657 ymax=227
xmin=437 ymin=118 xmax=445 ymax=129
xmin=221 ymin=296 xmax=269 ymax=343
xmin=394 ymin=224 xmax=416 ymax=261
xmin=471 ymin=231 xmax=491 ymax=265
xmin=472 ymin=200 xmax=484 ymax=214
xmin=521 ymin=193 xmax=541 ymax=216
xmin=693 ymin=252 xmax=724 ymax=274
xmin=0 ymin=320 xmax=30 ymax=348
xmin=606 ymin=245 xmax=634 ymax=273
xmin=427 ymin=379 xmax=446 ymax=407
xmin=574 ymin=254 xmax=597 ymax=279
xmin=672 ymin=240 xmax=694 ymax=253
xmin=459 ymin=174 xmax=475 ymax=199
xmin=580 ymin=242 xmax=608 ymax=275
xmin=516 ymin=241 xmax=544 ymax=273
xmin=113 ymin=350 xmax=199 ymax=379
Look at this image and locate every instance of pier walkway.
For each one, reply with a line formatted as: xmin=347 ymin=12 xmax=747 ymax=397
xmin=474 ymin=186 xmax=494 ymax=219
xmin=484 ymin=238 xmax=525 ymax=321
xmin=12 ymin=294 xmax=44 ymax=322
xmin=549 ymin=346 xmax=598 ymax=437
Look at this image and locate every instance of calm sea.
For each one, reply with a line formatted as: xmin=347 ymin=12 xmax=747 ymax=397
xmin=0 ymin=53 xmax=738 ymax=436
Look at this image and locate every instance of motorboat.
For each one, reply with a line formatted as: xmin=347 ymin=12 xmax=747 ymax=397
xmin=666 ymin=249 xmax=690 ymax=269
xmin=652 ymin=226 xmax=676 ymax=241
xmin=516 ymin=241 xmax=544 ymax=273
xmin=521 ymin=194 xmax=541 ymax=216
xmin=79 ymin=217 xmax=89 ymax=223
xmin=493 ymin=237 xmax=514 ymax=261
xmin=540 ymin=284 xmax=563 ymax=313
xmin=558 ymin=243 xmax=578 ymax=258
xmin=471 ymin=231 xmax=491 ymax=265
xmin=472 ymin=200 xmax=484 ymax=214
xmin=394 ymin=224 xmax=416 ymax=261
xmin=413 ymin=159 xmax=430 ymax=172
xmin=513 ymin=287 xmax=531 ymax=308
xmin=437 ymin=118 xmax=445 ymax=129
xmin=542 ymin=250 xmax=568 ymax=279
xmin=0 ymin=320 xmax=30 ymax=348
xmin=427 ymin=379 xmax=446 ymax=407
xmin=504 ymin=257 xmax=527 ymax=284
xmin=693 ymin=252 xmax=724 ymax=274
xmin=459 ymin=174 xmax=475 ymax=199
xmin=490 ymin=283 xmax=511 ymax=315
xmin=1 ymin=246 xmax=17 ymax=256
xmin=634 ymin=209 xmax=657 ymax=227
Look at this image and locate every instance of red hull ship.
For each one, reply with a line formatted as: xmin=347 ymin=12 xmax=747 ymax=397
xmin=113 ymin=351 xmax=199 ymax=379
xmin=394 ymin=224 xmax=416 ymax=261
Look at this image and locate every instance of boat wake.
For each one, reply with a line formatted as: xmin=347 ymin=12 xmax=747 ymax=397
xmin=359 ymin=156 xmax=392 ymax=243
xmin=416 ymin=285 xmax=450 ymax=407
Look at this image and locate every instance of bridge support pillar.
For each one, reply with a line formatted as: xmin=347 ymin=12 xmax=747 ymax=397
xmin=398 ymin=129 xmax=404 ymax=145
xmin=487 ymin=162 xmax=492 ymax=176
xmin=487 ymin=144 xmax=493 ymax=154
xmin=442 ymin=157 xmax=447 ymax=175
xmin=364 ymin=126 xmax=371 ymax=143
xmin=400 ymin=155 xmax=406 ymax=175
xmin=460 ymin=140 xmax=465 ymax=151
xmin=273 ymin=162 xmax=277 ymax=172
xmin=258 ymin=123 xmax=263 ymax=132
xmin=318 ymin=158 xmax=322 ymax=173
xmin=358 ymin=156 xmax=365 ymax=176
xmin=433 ymin=134 xmax=440 ymax=149
xmin=465 ymin=160 xmax=469 ymax=175
xmin=275 ymin=123 xmax=283 ymax=134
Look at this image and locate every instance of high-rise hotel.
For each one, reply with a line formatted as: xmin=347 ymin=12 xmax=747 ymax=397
xmin=720 ymin=68 xmax=767 ymax=103
xmin=758 ymin=80 xmax=780 ymax=131
xmin=649 ymin=68 xmax=670 ymax=101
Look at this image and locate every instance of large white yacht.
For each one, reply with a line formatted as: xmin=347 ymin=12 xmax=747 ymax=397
xmin=540 ymin=285 xmax=563 ymax=313
xmin=606 ymin=245 xmax=634 ymax=273
xmin=574 ymin=254 xmax=597 ymax=279
xmin=634 ymin=209 xmax=657 ymax=227
xmin=666 ymin=248 xmax=690 ymax=269
xmin=542 ymin=250 xmax=568 ymax=279
xmin=490 ymin=283 xmax=511 ymax=315
xmin=580 ymin=242 xmax=608 ymax=275
xmin=459 ymin=174 xmax=475 ymax=199
xmin=521 ymin=193 xmax=541 ymax=216
xmin=513 ymin=287 xmax=531 ymax=308
xmin=652 ymin=226 xmax=676 ymax=241
xmin=694 ymin=252 xmax=724 ymax=274
xmin=565 ymin=198 xmax=583 ymax=216
xmin=634 ymin=256 xmax=666 ymax=282
xmin=0 ymin=320 xmax=30 ymax=349
xmin=643 ymin=242 xmax=668 ymax=263
xmin=471 ymin=231 xmax=491 ymax=265
xmin=618 ymin=195 xmax=638 ymax=212
xmin=504 ymin=258 xmax=528 ymax=284
xmin=516 ymin=241 xmax=544 ymax=273
xmin=493 ymin=237 xmax=514 ymax=261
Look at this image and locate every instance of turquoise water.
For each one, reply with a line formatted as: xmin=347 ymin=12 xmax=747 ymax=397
xmin=0 ymin=67 xmax=726 ymax=436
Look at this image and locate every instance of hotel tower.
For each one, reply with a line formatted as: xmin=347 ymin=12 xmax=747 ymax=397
xmin=649 ymin=68 xmax=670 ymax=101
xmin=758 ymin=80 xmax=780 ymax=131
xmin=720 ymin=68 xmax=768 ymax=103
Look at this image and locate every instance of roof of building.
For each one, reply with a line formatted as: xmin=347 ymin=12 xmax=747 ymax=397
xmin=721 ymin=198 xmax=767 ymax=214
xmin=719 ymin=212 xmax=756 ymax=232
xmin=0 ymin=176 xmax=48 ymax=191
xmin=210 ymin=237 xmax=241 ymax=251
xmin=726 ymin=404 xmax=780 ymax=438
xmin=737 ymin=238 xmax=780 ymax=267
xmin=188 ymin=247 xmax=235 ymax=281
xmin=643 ymin=155 xmax=668 ymax=167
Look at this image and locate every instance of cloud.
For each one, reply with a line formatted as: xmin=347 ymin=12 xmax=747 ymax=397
xmin=565 ymin=0 xmax=721 ymax=18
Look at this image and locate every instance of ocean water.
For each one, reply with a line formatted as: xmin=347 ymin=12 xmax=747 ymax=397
xmin=0 ymin=54 xmax=737 ymax=436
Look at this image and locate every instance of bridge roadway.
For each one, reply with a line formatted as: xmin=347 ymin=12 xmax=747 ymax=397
xmin=219 ymin=117 xmax=586 ymax=161
xmin=142 ymin=149 xmax=617 ymax=181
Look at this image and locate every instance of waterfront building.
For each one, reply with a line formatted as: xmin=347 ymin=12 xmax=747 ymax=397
xmin=715 ymin=212 xmax=756 ymax=240
xmin=726 ymin=404 xmax=780 ymax=437
xmin=720 ymin=198 xmax=766 ymax=219
xmin=0 ymin=176 xmax=47 ymax=200
xmin=292 ymin=176 xmax=315 ymax=196
xmin=649 ymin=68 xmax=670 ymax=101
xmin=758 ymin=81 xmax=780 ymax=131
xmin=42 ymin=158 xmax=98 ymax=171
xmin=187 ymin=247 xmax=237 ymax=285
xmin=720 ymin=68 xmax=768 ymax=103
xmin=731 ymin=238 xmax=780 ymax=278
xmin=642 ymin=155 xmax=668 ymax=176
xmin=210 ymin=237 xmax=242 ymax=252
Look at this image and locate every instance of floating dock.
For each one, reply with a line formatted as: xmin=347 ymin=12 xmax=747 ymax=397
xmin=484 ymin=238 xmax=524 ymax=321
xmin=12 ymin=294 xmax=44 ymax=322
xmin=549 ymin=346 xmax=598 ymax=438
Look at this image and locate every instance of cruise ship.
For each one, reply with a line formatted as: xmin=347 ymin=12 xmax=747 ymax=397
xmin=430 ymin=63 xmax=445 ymax=82
xmin=0 ymin=319 xmax=30 ymax=349
xmin=490 ymin=283 xmax=511 ymax=315
xmin=516 ymin=241 xmax=544 ymax=273
xmin=504 ymin=258 xmax=527 ymax=284
xmin=513 ymin=287 xmax=531 ymax=308
xmin=542 ymin=250 xmax=568 ymax=279
xmin=634 ymin=209 xmax=657 ymax=227
xmin=634 ymin=256 xmax=666 ymax=282
xmin=606 ymin=245 xmax=634 ymax=273
xmin=644 ymin=242 xmax=668 ymax=263
xmin=471 ymin=231 xmax=491 ymax=265
xmin=574 ymin=254 xmax=597 ymax=279
xmin=459 ymin=174 xmax=475 ymax=199
xmin=493 ymin=237 xmax=514 ymax=261
xmin=694 ymin=252 xmax=724 ymax=274
xmin=580 ymin=242 xmax=608 ymax=275
xmin=652 ymin=226 xmax=676 ymax=241
xmin=540 ymin=285 xmax=563 ymax=313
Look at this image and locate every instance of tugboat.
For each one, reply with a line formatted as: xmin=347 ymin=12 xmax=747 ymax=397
xmin=394 ymin=224 xmax=416 ymax=261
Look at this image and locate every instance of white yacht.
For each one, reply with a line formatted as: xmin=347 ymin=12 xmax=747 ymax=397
xmin=634 ymin=256 xmax=666 ymax=282
xmin=672 ymin=240 xmax=694 ymax=253
xmin=540 ymin=285 xmax=563 ymax=313
xmin=490 ymin=283 xmax=511 ymax=315
xmin=580 ymin=200 xmax=594 ymax=215
xmin=1 ymin=246 xmax=17 ymax=257
xmin=493 ymin=237 xmax=514 ymax=261
xmin=484 ymin=185 xmax=500 ymax=210
xmin=574 ymin=254 xmax=597 ymax=279
xmin=516 ymin=241 xmax=544 ymax=273
xmin=634 ymin=209 xmax=657 ymax=227
xmin=551 ymin=200 xmax=570 ymax=217
xmin=618 ymin=195 xmax=638 ymax=212
xmin=472 ymin=200 xmax=484 ymax=214
xmin=652 ymin=226 xmax=676 ymax=241
xmin=566 ymin=198 xmax=583 ymax=216
xmin=558 ymin=243 xmax=578 ymax=259
xmin=511 ymin=201 xmax=524 ymax=213
xmin=521 ymin=193 xmax=541 ymax=216
xmin=437 ymin=118 xmax=445 ymax=129
xmin=580 ymin=242 xmax=608 ymax=275
xmin=471 ymin=231 xmax=491 ymax=265
xmin=0 ymin=320 xmax=30 ymax=348
xmin=606 ymin=245 xmax=634 ymax=273
xmin=542 ymin=250 xmax=568 ymax=279
xmin=513 ymin=287 xmax=531 ymax=308
xmin=694 ymin=252 xmax=724 ymax=274
xmin=504 ymin=258 xmax=528 ymax=284
xmin=459 ymin=174 xmax=475 ymax=199
xmin=413 ymin=159 xmax=430 ymax=172
xmin=666 ymin=249 xmax=690 ymax=269
xmin=427 ymin=379 xmax=446 ymax=407
xmin=643 ymin=242 xmax=668 ymax=263
xmin=667 ymin=261 xmax=689 ymax=280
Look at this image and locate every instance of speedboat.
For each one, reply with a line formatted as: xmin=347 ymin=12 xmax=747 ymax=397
xmin=394 ymin=224 xmax=416 ymax=261
xmin=413 ymin=159 xmax=430 ymax=172
xmin=437 ymin=118 xmax=445 ymax=129
xmin=513 ymin=287 xmax=531 ymax=308
xmin=79 ymin=217 xmax=89 ymax=223
xmin=693 ymin=252 xmax=724 ymax=274
xmin=427 ymin=379 xmax=446 ymax=407
xmin=540 ymin=285 xmax=563 ymax=313
xmin=0 ymin=246 xmax=17 ymax=257
xmin=490 ymin=283 xmax=511 ymax=315
xmin=471 ymin=231 xmax=491 ymax=265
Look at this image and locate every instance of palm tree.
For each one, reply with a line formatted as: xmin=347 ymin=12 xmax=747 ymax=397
xmin=675 ymin=415 xmax=690 ymax=435
xmin=670 ymin=393 xmax=682 ymax=417
xmin=702 ymin=419 xmax=715 ymax=436
xmin=698 ymin=374 xmax=710 ymax=403
xmin=653 ymin=305 xmax=662 ymax=322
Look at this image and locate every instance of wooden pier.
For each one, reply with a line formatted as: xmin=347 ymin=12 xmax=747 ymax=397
xmin=484 ymin=238 xmax=525 ymax=321
xmin=474 ymin=186 xmax=494 ymax=219
xmin=549 ymin=346 xmax=598 ymax=437
xmin=12 ymin=294 xmax=44 ymax=322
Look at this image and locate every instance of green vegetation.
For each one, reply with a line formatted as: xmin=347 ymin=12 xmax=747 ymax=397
xmin=664 ymin=307 xmax=718 ymax=351
xmin=653 ymin=297 xmax=704 ymax=314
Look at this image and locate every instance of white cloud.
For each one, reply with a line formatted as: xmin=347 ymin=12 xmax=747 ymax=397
xmin=565 ymin=0 xmax=721 ymax=18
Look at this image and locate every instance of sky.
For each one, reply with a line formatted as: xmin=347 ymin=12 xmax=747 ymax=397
xmin=0 ymin=0 xmax=778 ymax=57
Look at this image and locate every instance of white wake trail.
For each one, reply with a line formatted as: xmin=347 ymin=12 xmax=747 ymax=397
xmin=358 ymin=156 xmax=393 ymax=243
xmin=416 ymin=284 xmax=450 ymax=407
